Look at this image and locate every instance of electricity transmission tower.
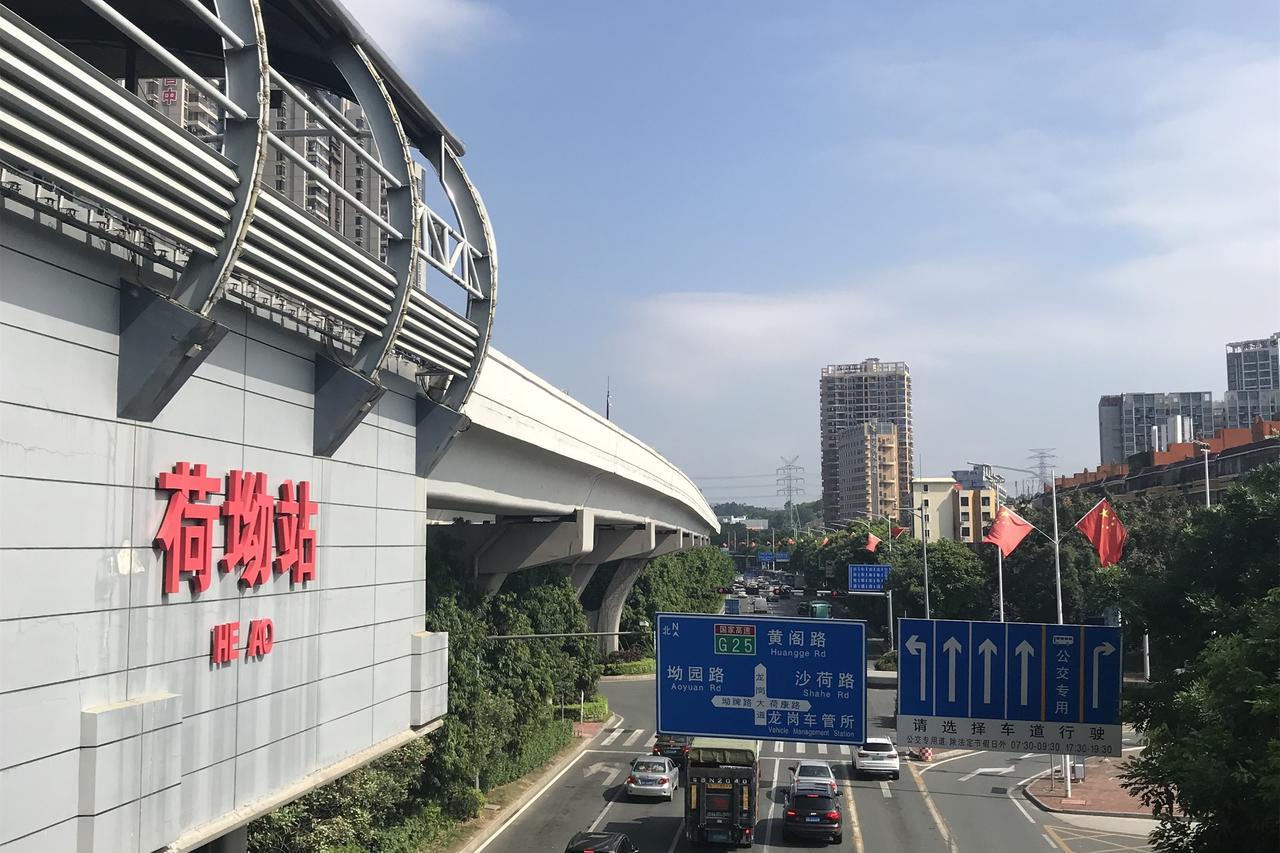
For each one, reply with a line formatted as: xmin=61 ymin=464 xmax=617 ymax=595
xmin=1028 ymin=448 xmax=1057 ymax=489
xmin=776 ymin=457 xmax=806 ymax=532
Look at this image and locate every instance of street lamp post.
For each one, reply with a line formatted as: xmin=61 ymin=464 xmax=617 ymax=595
xmin=1193 ymin=441 xmax=1211 ymax=507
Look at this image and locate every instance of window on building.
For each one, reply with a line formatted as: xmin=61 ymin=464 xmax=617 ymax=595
xmin=982 ymin=512 xmax=992 ymax=522
xmin=922 ymin=484 xmax=929 ymax=492
xmin=960 ymin=495 xmax=970 ymax=507
xmin=960 ymin=511 xmax=970 ymax=522
xmin=960 ymin=526 xmax=971 ymax=538
xmin=275 ymin=179 xmax=284 ymax=191
xmin=922 ymin=499 xmax=929 ymax=507
xmin=981 ymin=495 xmax=991 ymax=506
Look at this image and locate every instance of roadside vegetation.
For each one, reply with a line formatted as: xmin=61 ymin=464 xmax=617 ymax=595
xmin=247 ymin=545 xmax=732 ymax=852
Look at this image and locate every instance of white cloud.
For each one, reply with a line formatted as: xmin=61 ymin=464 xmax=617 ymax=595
xmin=612 ymin=30 xmax=1280 ymax=493
xmin=339 ymin=0 xmax=509 ymax=62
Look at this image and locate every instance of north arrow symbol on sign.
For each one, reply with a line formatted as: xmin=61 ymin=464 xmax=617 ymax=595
xmin=1015 ymin=640 xmax=1035 ymax=706
xmin=906 ymin=635 xmax=927 ymax=701
xmin=977 ymin=638 xmax=998 ymax=704
xmin=943 ymin=636 xmax=962 ymax=702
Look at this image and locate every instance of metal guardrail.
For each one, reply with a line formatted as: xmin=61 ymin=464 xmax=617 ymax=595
xmin=0 ymin=0 xmax=495 ymax=409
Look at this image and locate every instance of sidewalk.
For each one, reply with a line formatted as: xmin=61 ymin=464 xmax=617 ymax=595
xmin=1026 ymin=755 xmax=1154 ymax=818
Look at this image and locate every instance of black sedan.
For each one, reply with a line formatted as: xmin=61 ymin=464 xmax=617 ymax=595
xmin=782 ymin=786 xmax=842 ymax=844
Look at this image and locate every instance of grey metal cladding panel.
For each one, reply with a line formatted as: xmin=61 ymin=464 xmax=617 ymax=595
xmin=234 ymin=633 xmax=322 ymax=703
xmin=0 ymin=323 xmax=118 ymax=420
xmin=374 ymin=580 xmax=425 ymax=624
xmin=178 ymin=758 xmax=236 ymax=831
xmin=373 ymin=617 xmax=421 ymax=666
xmin=370 ymin=543 xmax=418 ymax=585
xmin=237 ymin=584 xmax=320 ymax=649
xmin=0 ymin=609 xmax=129 ymax=694
xmin=375 ymin=506 xmax=425 ymax=548
xmin=0 ymin=749 xmax=78 ymax=844
xmin=318 ymin=459 xmax=379 ymax=508
xmin=329 ymin=419 xmax=379 ymax=468
xmin=316 ymin=625 xmax=375 ymax=680
xmin=125 ymin=597 xmax=241 ymax=670
xmin=234 ymin=682 xmax=317 ymax=757
xmin=234 ymin=727 xmax=317 ymax=806
xmin=0 ymin=240 xmax=122 ymax=354
xmin=243 ymin=336 xmax=315 ymax=409
xmin=369 ymin=387 xmax=416 ymax=438
xmin=316 ymin=501 xmax=378 ymax=547
xmin=127 ymin=658 xmax=238 ymax=722
xmin=314 ymin=545 xmax=378 ymax=590
xmin=132 ymin=426 xmax=246 ymax=500
xmin=0 ymin=401 xmax=135 ymax=486
xmin=148 ymin=373 xmax=247 ymax=446
xmin=375 ymin=426 xmax=416 ymax=474
xmin=376 ymin=467 xmax=422 ymax=511
xmin=317 ymin=585 xmax=376 ymax=634
xmin=181 ymin=704 xmax=237 ymax=776
xmin=0 ymin=547 xmax=134 ymax=621
xmin=372 ymin=657 xmax=410 ymax=705
xmin=371 ymin=692 xmax=410 ymax=743
xmin=0 ymin=673 xmax=126 ymax=772
xmin=77 ymin=729 xmax=142 ymax=815
xmin=241 ymin=444 xmax=324 ymax=499
xmin=243 ymin=391 xmax=315 ymax=456
xmin=0 ymin=818 xmax=76 ymax=853
xmin=315 ymin=708 xmax=373 ymax=771
xmin=316 ymin=666 xmax=373 ymax=726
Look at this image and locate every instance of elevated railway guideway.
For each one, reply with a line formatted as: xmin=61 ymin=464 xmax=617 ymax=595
xmin=0 ymin=2 xmax=714 ymax=851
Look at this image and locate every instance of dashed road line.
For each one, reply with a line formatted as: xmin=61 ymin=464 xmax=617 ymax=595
xmin=879 ymin=781 xmax=892 ymax=798
xmin=796 ymin=742 xmax=806 ymax=754
xmin=818 ymin=743 xmax=829 ymax=755
xmin=908 ymin=760 xmax=959 ymax=852
xmin=622 ymin=728 xmax=646 ymax=747
xmin=600 ymin=728 xmax=623 ymax=747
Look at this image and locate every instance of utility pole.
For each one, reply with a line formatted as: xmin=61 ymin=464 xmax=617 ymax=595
xmin=776 ymin=457 xmax=806 ymax=533
xmin=605 ymin=376 xmax=612 ymax=421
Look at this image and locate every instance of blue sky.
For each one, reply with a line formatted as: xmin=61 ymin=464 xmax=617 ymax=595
xmin=349 ymin=0 xmax=1279 ymax=505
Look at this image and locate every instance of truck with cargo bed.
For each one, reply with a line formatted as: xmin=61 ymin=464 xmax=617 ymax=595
xmin=683 ymin=737 xmax=758 ymax=847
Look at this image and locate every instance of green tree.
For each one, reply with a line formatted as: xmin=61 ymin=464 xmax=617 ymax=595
xmin=1120 ymin=465 xmax=1280 ymax=852
xmin=885 ymin=536 xmax=987 ymax=621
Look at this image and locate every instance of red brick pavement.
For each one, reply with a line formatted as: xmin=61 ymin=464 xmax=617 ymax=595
xmin=1027 ymin=755 xmax=1155 ymax=817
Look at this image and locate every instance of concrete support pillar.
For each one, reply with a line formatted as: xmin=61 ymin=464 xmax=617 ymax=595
xmin=597 ymin=558 xmax=648 ymax=655
xmin=481 ymin=571 xmax=508 ymax=595
xmin=568 ymin=563 xmax=598 ymax=595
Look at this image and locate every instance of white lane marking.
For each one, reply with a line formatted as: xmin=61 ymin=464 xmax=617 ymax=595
xmin=842 ymin=771 xmax=865 ymax=853
xmin=796 ymin=742 xmax=806 ymax=754
xmin=1042 ymin=832 xmax=1056 ymax=847
xmin=587 ymin=781 xmax=624 ymax=832
xmin=664 ymin=818 xmax=685 ymax=853
xmin=1019 ymin=753 xmax=1037 ymax=760
xmin=1010 ymin=766 xmax=1053 ymax=825
xmin=601 ymin=728 xmax=623 ymax=746
xmin=908 ymin=761 xmax=959 ymax=853
xmin=818 ymin=743 xmax=828 ymax=755
xmin=622 ymin=728 xmax=646 ymax=747
xmin=841 ymin=745 xmax=852 ymax=755
xmin=769 ymin=757 xmax=781 ymax=846
xmin=879 ymin=780 xmax=892 ymax=798
xmin=774 ymin=741 xmax=784 ymax=753
xmin=472 ymin=750 xmax=591 ymax=853
xmin=644 ymin=735 xmax=657 ymax=749
xmin=919 ymin=750 xmax=985 ymax=773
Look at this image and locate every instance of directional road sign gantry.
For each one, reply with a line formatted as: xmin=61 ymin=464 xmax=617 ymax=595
xmin=896 ymin=618 xmax=1122 ymax=757
xmin=656 ymin=612 xmax=867 ymax=744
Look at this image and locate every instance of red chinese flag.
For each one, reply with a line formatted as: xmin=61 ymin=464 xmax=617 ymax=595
xmin=820 ymin=536 xmax=831 ymax=548
xmin=1075 ymin=498 xmax=1128 ymax=567
xmin=865 ymin=533 xmax=882 ymax=552
xmin=982 ymin=506 xmax=1034 ymax=557
xmin=890 ymin=526 xmax=908 ymax=539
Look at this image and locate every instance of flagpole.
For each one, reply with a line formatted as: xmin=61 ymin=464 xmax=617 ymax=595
xmin=1051 ymin=469 xmax=1063 ymax=626
xmin=997 ymin=547 xmax=1005 ymax=623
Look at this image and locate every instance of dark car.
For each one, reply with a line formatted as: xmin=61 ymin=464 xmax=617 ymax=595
xmin=782 ymin=785 xmax=843 ymax=844
xmin=797 ymin=602 xmax=812 ymax=616
xmin=652 ymin=733 xmax=692 ymax=761
xmin=565 ymin=831 xmax=639 ymax=853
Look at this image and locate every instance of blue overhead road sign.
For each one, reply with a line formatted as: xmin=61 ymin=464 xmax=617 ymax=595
xmin=897 ymin=618 xmax=1122 ymax=757
xmin=656 ymin=613 xmax=867 ymax=744
xmin=847 ymin=564 xmax=890 ymax=592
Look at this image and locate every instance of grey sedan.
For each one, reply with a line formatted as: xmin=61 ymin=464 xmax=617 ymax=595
xmin=624 ymin=756 xmax=679 ymax=800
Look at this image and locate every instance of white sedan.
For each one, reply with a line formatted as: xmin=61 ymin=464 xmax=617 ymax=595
xmin=625 ymin=756 xmax=679 ymax=800
xmin=853 ymin=737 xmax=901 ymax=780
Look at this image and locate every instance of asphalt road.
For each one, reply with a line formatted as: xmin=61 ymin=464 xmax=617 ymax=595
xmin=474 ymin=596 xmax=1153 ymax=853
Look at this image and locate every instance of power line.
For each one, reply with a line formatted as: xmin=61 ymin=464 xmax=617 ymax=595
xmin=693 ymin=473 xmax=776 ymax=480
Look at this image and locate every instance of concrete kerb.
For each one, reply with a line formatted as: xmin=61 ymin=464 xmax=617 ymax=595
xmin=1021 ymin=785 xmax=1155 ymax=820
xmin=456 ymin=713 xmax=621 ymax=853
xmin=599 ymin=673 xmax=656 ymax=682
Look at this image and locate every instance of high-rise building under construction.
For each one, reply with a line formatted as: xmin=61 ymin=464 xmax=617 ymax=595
xmin=819 ymin=359 xmax=913 ymax=526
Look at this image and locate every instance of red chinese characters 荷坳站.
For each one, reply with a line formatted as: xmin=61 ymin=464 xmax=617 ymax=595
xmin=275 ymin=479 xmax=318 ymax=584
xmin=220 ymin=470 xmax=274 ymax=587
xmin=155 ymin=462 xmax=221 ymax=594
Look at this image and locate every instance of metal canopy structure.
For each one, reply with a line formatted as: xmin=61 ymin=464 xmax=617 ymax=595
xmin=0 ymin=0 xmax=494 ymax=467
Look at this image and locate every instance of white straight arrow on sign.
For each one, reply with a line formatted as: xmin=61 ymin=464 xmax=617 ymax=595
xmin=943 ymin=636 xmax=962 ymax=702
xmin=1092 ymin=641 xmax=1116 ymax=710
xmin=906 ymin=635 xmax=927 ymax=702
xmin=978 ymin=638 xmax=998 ymax=704
xmin=1015 ymin=640 xmax=1035 ymax=707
